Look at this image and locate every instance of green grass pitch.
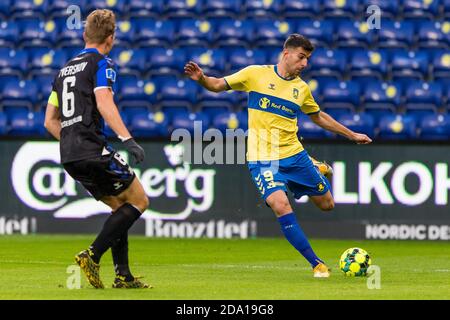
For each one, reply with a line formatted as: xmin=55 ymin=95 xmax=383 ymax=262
xmin=0 ymin=235 xmax=449 ymax=300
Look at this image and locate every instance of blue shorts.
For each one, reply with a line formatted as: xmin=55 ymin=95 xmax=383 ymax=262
xmin=248 ymin=150 xmax=331 ymax=201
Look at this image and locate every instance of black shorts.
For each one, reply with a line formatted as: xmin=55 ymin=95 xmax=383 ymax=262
xmin=63 ymin=151 xmax=136 ymax=201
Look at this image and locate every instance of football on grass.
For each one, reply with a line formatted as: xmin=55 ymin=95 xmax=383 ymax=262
xmin=340 ymin=247 xmax=372 ymax=277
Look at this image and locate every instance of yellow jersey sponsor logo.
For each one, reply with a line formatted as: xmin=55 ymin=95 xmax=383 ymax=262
xmin=259 ymin=97 xmax=271 ymax=109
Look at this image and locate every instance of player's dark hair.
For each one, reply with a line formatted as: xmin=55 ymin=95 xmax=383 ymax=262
xmin=283 ymin=34 xmax=315 ymax=52
xmin=84 ymin=9 xmax=116 ymax=44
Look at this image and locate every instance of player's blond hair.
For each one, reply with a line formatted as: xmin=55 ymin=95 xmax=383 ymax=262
xmin=84 ymin=9 xmax=116 ymax=44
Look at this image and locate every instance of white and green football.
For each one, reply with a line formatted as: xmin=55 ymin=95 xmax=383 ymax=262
xmin=339 ymin=247 xmax=372 ymax=277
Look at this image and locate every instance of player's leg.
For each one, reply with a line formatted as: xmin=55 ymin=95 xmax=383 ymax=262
xmin=70 ymin=151 xmax=148 ymax=288
xmin=266 ymin=190 xmax=328 ymax=276
xmin=309 ymin=190 xmax=335 ymax=211
xmin=99 ymin=179 xmax=151 ymax=288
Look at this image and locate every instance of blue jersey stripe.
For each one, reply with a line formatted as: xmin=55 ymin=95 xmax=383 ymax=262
xmin=248 ymin=91 xmax=299 ymax=119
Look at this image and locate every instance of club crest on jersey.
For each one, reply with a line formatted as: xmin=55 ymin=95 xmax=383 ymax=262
xmin=293 ymin=88 xmax=299 ymax=99
xmin=106 ymin=68 xmax=116 ymax=82
xmin=317 ymin=182 xmax=325 ymax=192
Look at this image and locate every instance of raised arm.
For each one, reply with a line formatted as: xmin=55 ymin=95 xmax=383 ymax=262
xmin=184 ymin=61 xmax=228 ymax=92
xmin=309 ymin=111 xmax=372 ymax=144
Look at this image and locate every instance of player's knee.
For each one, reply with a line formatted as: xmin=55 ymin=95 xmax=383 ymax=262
xmin=269 ymin=200 xmax=291 ymax=217
xmin=137 ymin=196 xmax=149 ymax=213
xmin=320 ymin=199 xmax=334 ymax=211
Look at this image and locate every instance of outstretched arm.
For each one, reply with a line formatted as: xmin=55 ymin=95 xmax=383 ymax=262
xmin=184 ymin=61 xmax=228 ymax=92
xmin=309 ymin=111 xmax=372 ymax=144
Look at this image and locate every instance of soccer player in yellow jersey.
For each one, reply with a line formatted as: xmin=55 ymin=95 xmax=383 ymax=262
xmin=184 ymin=34 xmax=372 ymax=277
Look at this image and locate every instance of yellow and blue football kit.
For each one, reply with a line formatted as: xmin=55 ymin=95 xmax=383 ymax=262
xmin=224 ymin=65 xmax=330 ymax=201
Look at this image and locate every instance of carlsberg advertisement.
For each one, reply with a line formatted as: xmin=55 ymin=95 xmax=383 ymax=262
xmin=1 ymin=140 xmax=449 ymax=240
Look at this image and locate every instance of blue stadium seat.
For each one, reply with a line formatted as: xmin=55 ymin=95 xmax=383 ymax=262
xmin=118 ymin=78 xmax=158 ymax=110
xmin=110 ymin=48 xmax=147 ymax=77
xmin=363 ymin=82 xmax=402 ymax=122
xmin=128 ymin=0 xmax=164 ymax=18
xmin=405 ymin=82 xmax=443 ymax=109
xmin=309 ymin=49 xmax=347 ymax=82
xmin=215 ymin=20 xmax=253 ymax=49
xmin=29 ymin=49 xmax=67 ymax=76
xmin=172 ymin=112 xmax=210 ymax=135
xmin=135 ymin=19 xmax=175 ymax=48
xmin=445 ymin=0 xmax=450 ymax=18
xmin=57 ymin=24 xmax=84 ymax=49
xmin=304 ymin=79 xmax=322 ymax=106
xmin=418 ymin=21 xmax=449 ymax=49
xmin=187 ymin=48 xmax=227 ymax=77
xmin=336 ymin=20 xmax=375 ymax=49
xmin=391 ymin=51 xmax=429 ymax=86
xmin=11 ymin=0 xmax=48 ymax=20
xmin=199 ymin=89 xmax=238 ymax=119
xmin=159 ymin=79 xmax=198 ymax=118
xmin=1 ymin=80 xmax=39 ymax=113
xmin=350 ymin=50 xmax=388 ymax=84
xmin=403 ymin=0 xmax=440 ymax=20
xmin=0 ymin=0 xmax=10 ymax=19
xmin=203 ymin=0 xmax=242 ymax=19
xmin=131 ymin=111 xmax=170 ymax=138
xmin=0 ymin=75 xmax=20 ymax=94
xmin=0 ymin=49 xmax=28 ymax=77
xmin=362 ymin=0 xmax=399 ymax=19
xmin=378 ymin=20 xmax=414 ymax=49
xmin=164 ymin=0 xmax=202 ymax=19
xmin=433 ymin=52 xmax=450 ymax=84
xmin=266 ymin=50 xmax=283 ymax=65
xmin=32 ymin=74 xmax=54 ymax=108
xmin=321 ymin=81 xmax=361 ymax=115
xmin=296 ymin=20 xmax=333 ymax=49
xmin=322 ymin=0 xmax=359 ymax=19
xmin=115 ymin=20 xmax=137 ymax=48
xmin=419 ymin=114 xmax=450 ymax=140
xmin=177 ymin=20 xmax=215 ymax=48
xmin=337 ymin=113 xmax=375 ymax=138
xmin=236 ymin=109 xmax=248 ymax=130
xmin=297 ymin=113 xmax=335 ymax=139
xmin=0 ymin=21 xmax=19 ymax=48
xmin=19 ymin=20 xmax=58 ymax=48
xmin=254 ymin=20 xmax=294 ymax=48
xmin=245 ymin=0 xmax=283 ymax=18
xmin=212 ymin=111 xmax=248 ymax=134
xmin=282 ymin=0 xmax=321 ymax=18
xmin=378 ymin=114 xmax=417 ymax=140
xmin=86 ymin=0 xmax=128 ymax=18
xmin=404 ymin=82 xmax=443 ymax=122
xmin=48 ymin=0 xmax=87 ymax=18
xmin=0 ymin=111 xmax=7 ymax=135
xmin=9 ymin=111 xmax=45 ymax=136
xmin=228 ymin=48 xmax=266 ymax=73
xmin=148 ymin=48 xmax=186 ymax=76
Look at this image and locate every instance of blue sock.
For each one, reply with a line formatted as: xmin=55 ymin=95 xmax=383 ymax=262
xmin=278 ymin=213 xmax=324 ymax=268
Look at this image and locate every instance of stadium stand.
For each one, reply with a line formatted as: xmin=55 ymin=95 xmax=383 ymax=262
xmin=0 ymin=0 xmax=448 ymax=140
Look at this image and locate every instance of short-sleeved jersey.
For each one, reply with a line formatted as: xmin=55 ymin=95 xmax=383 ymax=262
xmin=224 ymin=65 xmax=320 ymax=161
xmin=48 ymin=48 xmax=117 ymax=164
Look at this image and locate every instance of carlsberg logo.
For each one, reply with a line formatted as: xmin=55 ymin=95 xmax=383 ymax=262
xmin=11 ymin=142 xmax=215 ymax=220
